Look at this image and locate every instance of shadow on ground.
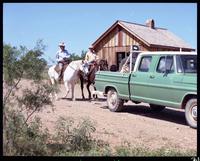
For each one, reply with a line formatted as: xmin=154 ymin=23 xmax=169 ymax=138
xmin=60 ymin=97 xmax=106 ymax=102
xmin=100 ymin=104 xmax=187 ymax=126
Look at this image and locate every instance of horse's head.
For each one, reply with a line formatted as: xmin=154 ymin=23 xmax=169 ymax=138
xmin=79 ymin=60 xmax=89 ymax=75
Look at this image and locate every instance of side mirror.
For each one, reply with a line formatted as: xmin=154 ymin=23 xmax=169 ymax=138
xmin=132 ymin=45 xmax=139 ymax=51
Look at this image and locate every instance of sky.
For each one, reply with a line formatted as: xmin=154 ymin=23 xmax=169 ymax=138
xmin=3 ymin=3 xmax=197 ymax=65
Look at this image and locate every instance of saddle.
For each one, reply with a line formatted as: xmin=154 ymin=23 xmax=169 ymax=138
xmin=54 ymin=59 xmax=71 ymax=83
xmin=54 ymin=63 xmax=68 ymax=74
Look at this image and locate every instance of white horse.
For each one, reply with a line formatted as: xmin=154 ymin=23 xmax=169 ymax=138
xmin=48 ymin=60 xmax=89 ymax=101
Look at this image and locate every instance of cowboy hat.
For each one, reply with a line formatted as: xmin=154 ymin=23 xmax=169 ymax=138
xmin=59 ymin=42 xmax=65 ymax=47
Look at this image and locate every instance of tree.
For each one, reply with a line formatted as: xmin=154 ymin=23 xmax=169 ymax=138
xmin=70 ymin=50 xmax=87 ymax=61
xmin=3 ymin=40 xmax=48 ymax=106
xmin=70 ymin=53 xmax=81 ymax=61
xmin=80 ymin=50 xmax=87 ymax=60
xmin=3 ymin=40 xmax=55 ymax=155
xmin=3 ymin=40 xmax=47 ymax=85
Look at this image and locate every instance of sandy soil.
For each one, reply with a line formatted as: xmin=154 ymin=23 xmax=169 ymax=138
xmin=14 ymin=79 xmax=197 ymax=152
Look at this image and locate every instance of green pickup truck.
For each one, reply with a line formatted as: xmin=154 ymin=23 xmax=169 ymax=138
xmin=95 ymin=51 xmax=197 ymax=128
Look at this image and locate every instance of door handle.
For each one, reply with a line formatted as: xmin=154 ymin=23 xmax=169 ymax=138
xmin=132 ymin=74 xmax=136 ymax=77
xmin=150 ymin=75 xmax=155 ymax=79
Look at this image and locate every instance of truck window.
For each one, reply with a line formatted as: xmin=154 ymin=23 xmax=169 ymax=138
xmin=180 ymin=55 xmax=197 ymax=73
xmin=138 ymin=56 xmax=152 ymax=72
xmin=176 ymin=56 xmax=183 ymax=73
xmin=120 ymin=53 xmax=139 ymax=73
xmin=157 ymin=56 xmax=174 ymax=73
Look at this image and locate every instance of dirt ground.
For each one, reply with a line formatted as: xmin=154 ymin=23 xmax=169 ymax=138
xmin=16 ymin=79 xmax=197 ymax=152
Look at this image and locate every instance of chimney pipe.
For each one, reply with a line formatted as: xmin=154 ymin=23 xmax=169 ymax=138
xmin=146 ymin=19 xmax=155 ymax=29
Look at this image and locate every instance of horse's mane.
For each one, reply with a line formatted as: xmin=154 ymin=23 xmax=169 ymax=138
xmin=70 ymin=60 xmax=82 ymax=64
xmin=69 ymin=60 xmax=83 ymax=67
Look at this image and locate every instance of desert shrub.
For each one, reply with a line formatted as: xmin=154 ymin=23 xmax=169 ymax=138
xmin=3 ymin=40 xmax=48 ymax=109
xmin=17 ymin=84 xmax=54 ymax=109
xmin=114 ymin=142 xmax=197 ymax=156
xmin=3 ymin=83 xmax=55 ymax=156
xmin=70 ymin=117 xmax=96 ymax=151
xmin=3 ymin=42 xmax=104 ymax=155
xmin=114 ymin=141 xmax=132 ymax=156
xmin=52 ymin=117 xmax=97 ymax=154
xmin=146 ymin=147 xmax=196 ymax=156
xmin=48 ymin=116 xmax=111 ymax=156
xmin=3 ymin=41 xmax=55 ymax=156
xmin=3 ymin=40 xmax=47 ymax=86
xmin=3 ymin=108 xmax=51 ymax=156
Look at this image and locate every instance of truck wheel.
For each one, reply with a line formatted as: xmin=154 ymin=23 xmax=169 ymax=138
xmin=107 ymin=89 xmax=124 ymax=112
xmin=185 ymin=98 xmax=197 ymax=129
xmin=149 ymin=104 xmax=165 ymax=112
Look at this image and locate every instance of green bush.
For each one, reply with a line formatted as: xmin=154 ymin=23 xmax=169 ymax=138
xmin=17 ymin=84 xmax=54 ymax=111
xmin=3 ymin=108 xmax=51 ymax=156
xmin=3 ymin=41 xmax=55 ymax=156
xmin=3 ymin=82 xmax=56 ymax=156
xmin=52 ymin=116 xmax=97 ymax=154
xmin=114 ymin=143 xmax=196 ymax=156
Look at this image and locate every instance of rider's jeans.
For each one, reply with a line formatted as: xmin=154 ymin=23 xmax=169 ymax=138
xmin=58 ymin=62 xmax=63 ymax=70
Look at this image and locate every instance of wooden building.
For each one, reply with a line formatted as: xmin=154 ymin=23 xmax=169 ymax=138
xmin=91 ymin=19 xmax=195 ymax=70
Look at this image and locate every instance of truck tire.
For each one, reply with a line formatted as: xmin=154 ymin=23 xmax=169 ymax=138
xmin=149 ymin=104 xmax=165 ymax=112
xmin=185 ymin=98 xmax=197 ymax=129
xmin=107 ymin=89 xmax=124 ymax=112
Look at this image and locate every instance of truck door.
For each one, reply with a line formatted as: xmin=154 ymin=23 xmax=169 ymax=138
xmin=147 ymin=55 xmax=178 ymax=106
xmin=129 ymin=55 xmax=154 ymax=101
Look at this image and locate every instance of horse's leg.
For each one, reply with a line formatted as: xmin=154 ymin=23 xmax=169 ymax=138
xmin=80 ymin=75 xmax=85 ymax=100
xmin=48 ymin=79 xmax=53 ymax=101
xmin=63 ymin=81 xmax=70 ymax=98
xmin=93 ymin=84 xmax=98 ymax=99
xmin=86 ymin=81 xmax=92 ymax=100
xmin=71 ymin=82 xmax=75 ymax=101
xmin=49 ymin=78 xmax=58 ymax=101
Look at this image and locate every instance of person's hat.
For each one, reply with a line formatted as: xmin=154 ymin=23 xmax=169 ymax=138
xmin=59 ymin=42 xmax=65 ymax=47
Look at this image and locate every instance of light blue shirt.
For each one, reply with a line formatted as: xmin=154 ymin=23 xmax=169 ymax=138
xmin=56 ymin=49 xmax=70 ymax=62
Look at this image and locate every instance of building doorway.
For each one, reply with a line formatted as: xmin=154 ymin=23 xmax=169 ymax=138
xmin=116 ymin=52 xmax=125 ymax=70
xmin=116 ymin=52 xmax=130 ymax=70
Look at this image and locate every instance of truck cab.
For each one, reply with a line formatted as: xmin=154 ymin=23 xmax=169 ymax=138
xmin=95 ymin=51 xmax=197 ymax=128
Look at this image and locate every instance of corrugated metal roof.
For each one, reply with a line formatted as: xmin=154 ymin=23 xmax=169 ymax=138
xmin=119 ymin=20 xmax=193 ymax=49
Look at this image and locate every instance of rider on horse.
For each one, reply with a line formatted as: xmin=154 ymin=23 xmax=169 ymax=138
xmin=84 ymin=46 xmax=98 ymax=79
xmin=56 ymin=42 xmax=71 ymax=82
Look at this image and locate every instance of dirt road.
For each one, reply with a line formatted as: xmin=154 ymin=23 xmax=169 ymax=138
xmin=19 ymin=80 xmax=197 ymax=152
